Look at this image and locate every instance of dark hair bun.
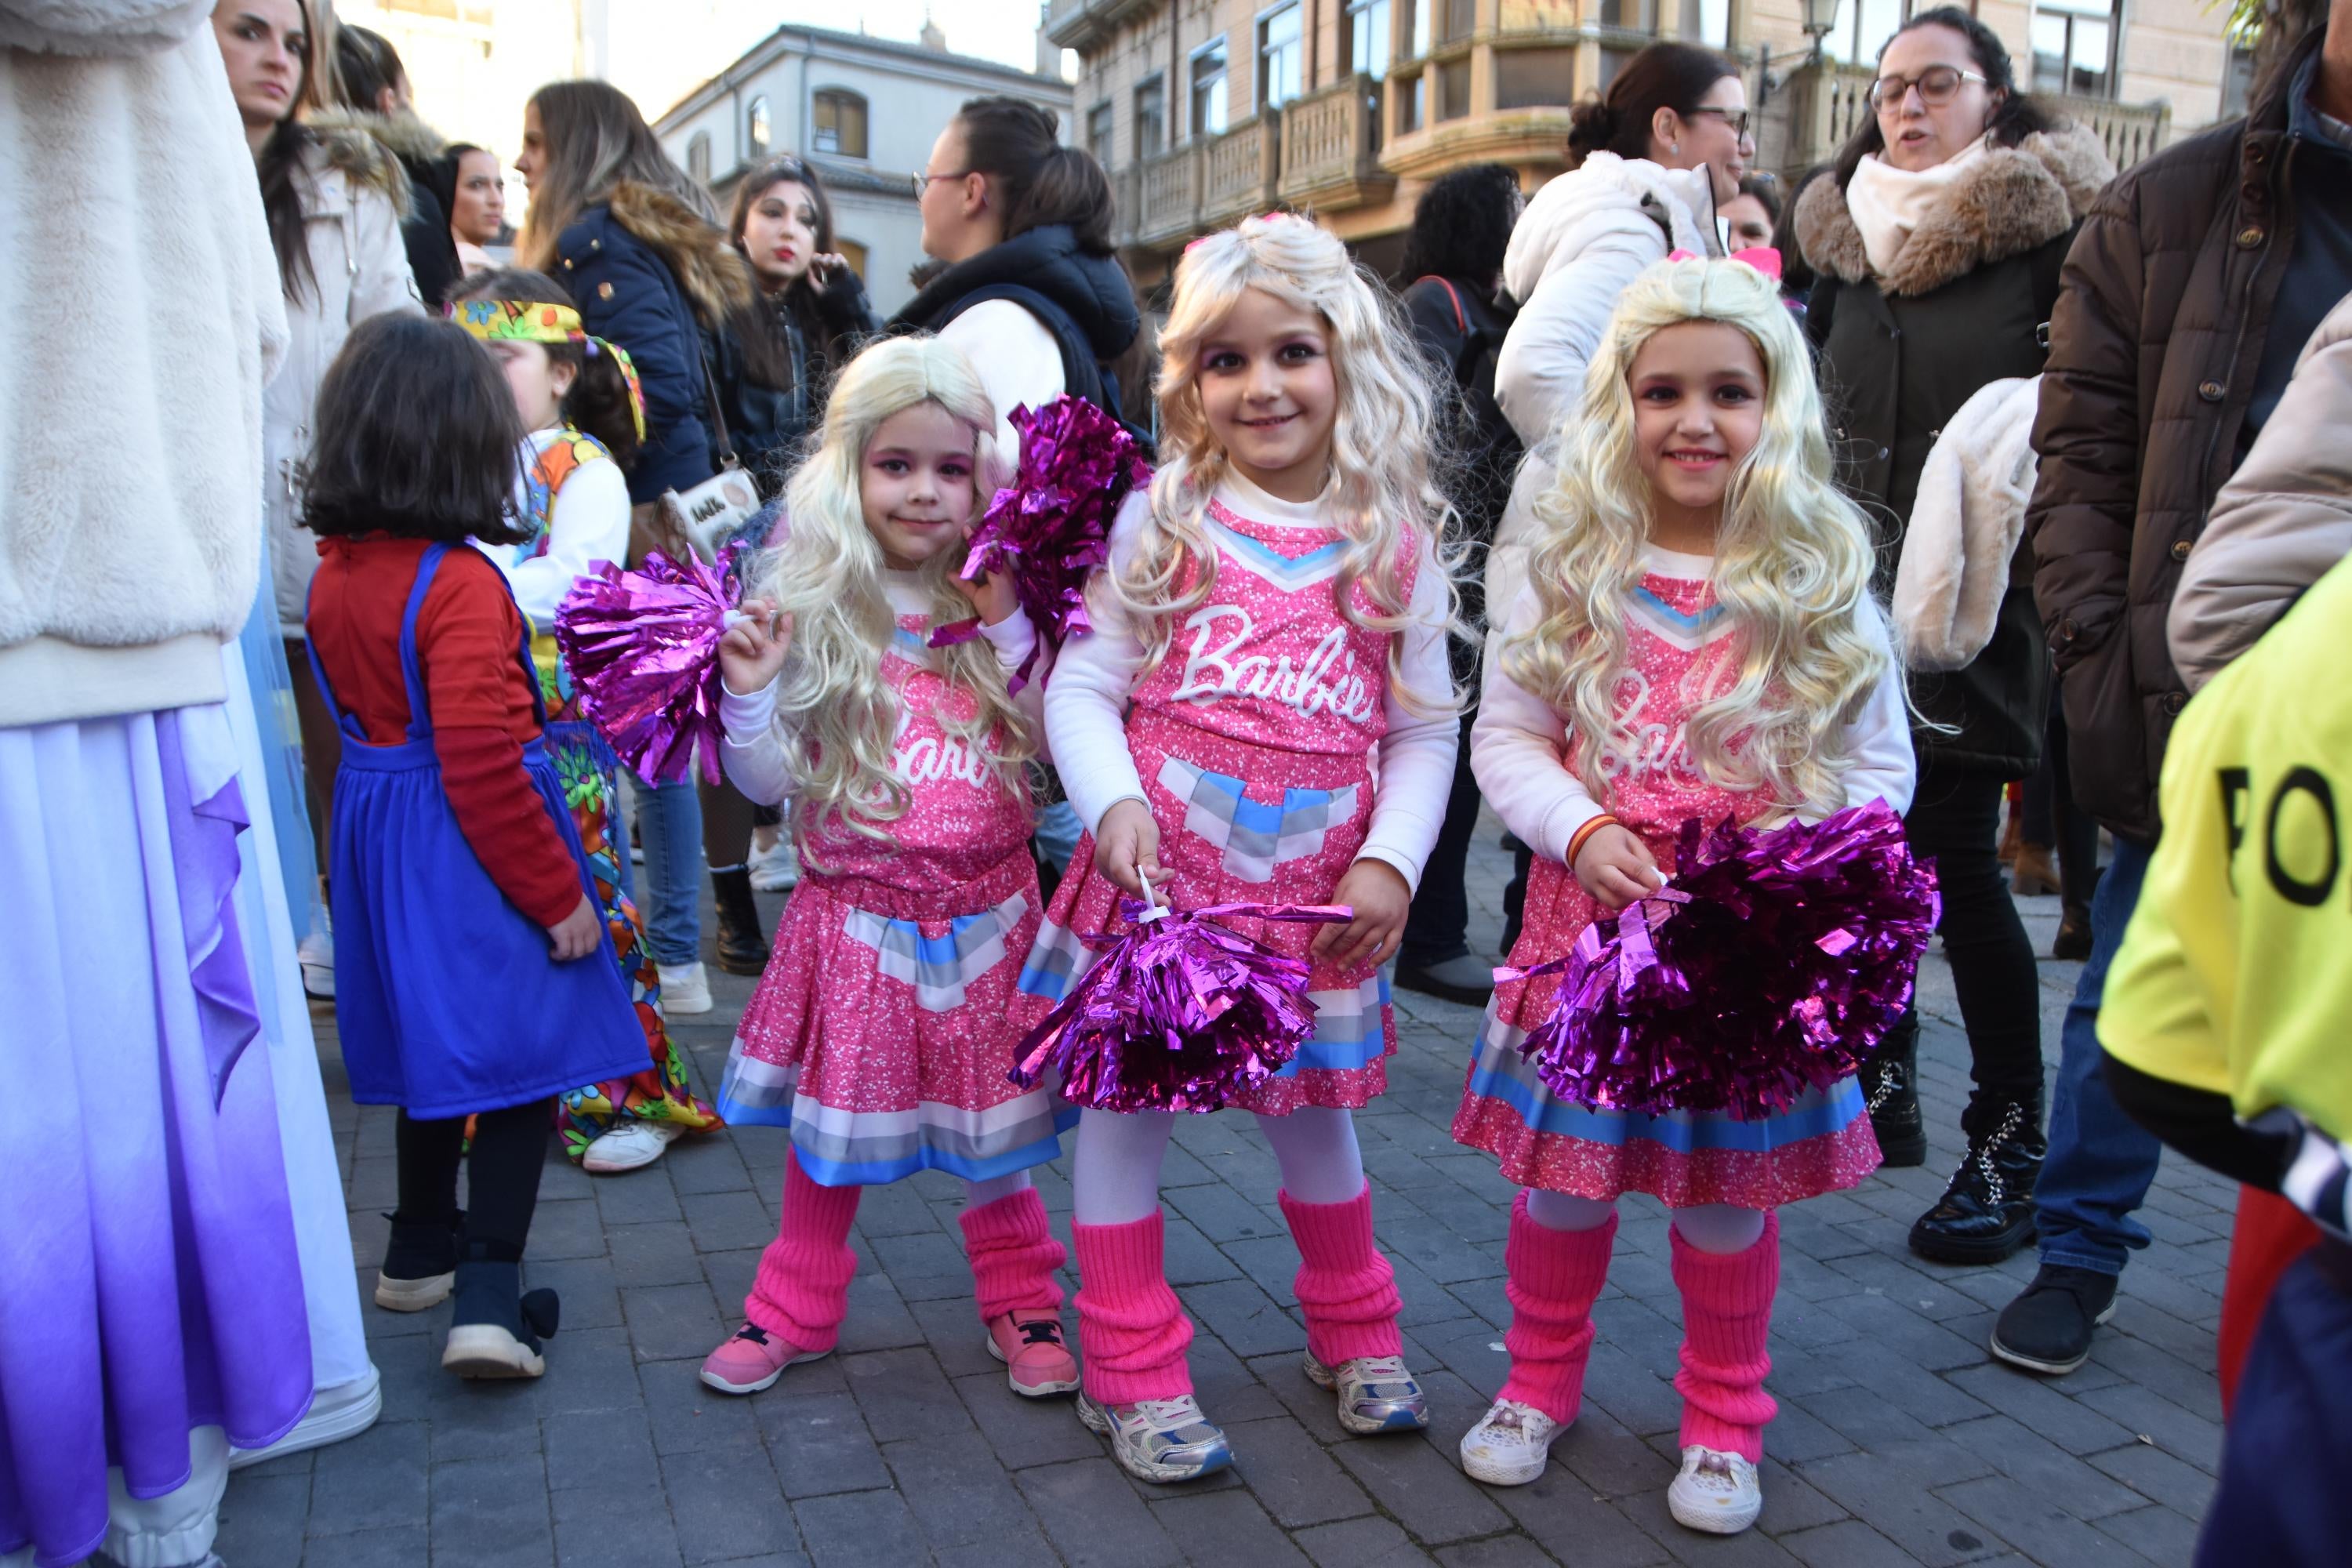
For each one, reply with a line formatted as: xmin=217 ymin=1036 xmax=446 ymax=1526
xmin=1566 ymin=99 xmax=1618 ymax=163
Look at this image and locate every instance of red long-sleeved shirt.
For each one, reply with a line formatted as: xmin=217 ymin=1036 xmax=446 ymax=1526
xmin=306 ymin=536 xmax=583 ymax=928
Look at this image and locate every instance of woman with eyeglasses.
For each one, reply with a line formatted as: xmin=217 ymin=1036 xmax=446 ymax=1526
xmin=1792 ymin=6 xmax=2114 ymax=1266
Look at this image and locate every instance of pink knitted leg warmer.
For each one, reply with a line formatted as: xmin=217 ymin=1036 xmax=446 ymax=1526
xmin=961 ymin=1187 xmax=1066 ymax=1325
xmin=1671 ymin=1210 xmax=1780 ymax=1463
xmin=1497 ymin=1192 xmax=1617 ymax=1425
xmin=1279 ymin=1184 xmax=1404 ymax=1365
xmin=1072 ymin=1212 xmax=1195 ymax=1404
xmin=744 ymin=1152 xmax=862 ymax=1354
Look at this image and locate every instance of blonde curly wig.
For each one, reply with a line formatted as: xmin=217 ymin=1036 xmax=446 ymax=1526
xmin=1504 ymin=256 xmax=1890 ymax=816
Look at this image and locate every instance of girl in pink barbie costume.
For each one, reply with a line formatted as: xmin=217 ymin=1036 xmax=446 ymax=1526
xmin=1452 ymin=259 xmax=1914 ymax=1533
xmin=698 ymin=336 xmax=1079 ymax=1402
xmin=1015 ymin=214 xmax=1461 ymax=1482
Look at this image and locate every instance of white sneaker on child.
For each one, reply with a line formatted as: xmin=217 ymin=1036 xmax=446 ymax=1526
xmin=298 ymin=931 xmax=335 ymax=1000
xmin=747 ymin=833 xmax=800 ymax=892
xmin=1076 ymin=1392 xmax=1233 ymax=1483
xmin=1458 ymin=1398 xmax=1563 ymax=1486
xmin=582 ymin=1119 xmax=684 ymax=1174
xmin=1668 ymin=1445 xmax=1762 ymax=1534
xmin=658 ymin=960 xmax=713 ymax=1014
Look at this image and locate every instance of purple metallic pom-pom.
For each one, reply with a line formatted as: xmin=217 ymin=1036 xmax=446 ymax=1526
xmin=1510 ymin=801 xmax=1940 ymax=1120
xmin=931 ymin=395 xmax=1150 ymax=684
xmin=1010 ymin=899 xmax=1351 ymax=1114
xmin=553 ymin=546 xmax=742 ymax=786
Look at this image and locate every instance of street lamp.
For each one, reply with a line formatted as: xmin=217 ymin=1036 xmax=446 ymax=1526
xmin=1751 ymin=0 xmax=1843 ymax=162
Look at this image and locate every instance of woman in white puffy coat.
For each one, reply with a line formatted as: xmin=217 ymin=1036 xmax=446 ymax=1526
xmin=1483 ymin=41 xmax=1749 ymax=947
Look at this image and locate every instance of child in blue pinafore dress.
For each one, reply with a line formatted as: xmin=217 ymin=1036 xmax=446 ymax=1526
xmin=301 ymin=314 xmax=651 ymax=1381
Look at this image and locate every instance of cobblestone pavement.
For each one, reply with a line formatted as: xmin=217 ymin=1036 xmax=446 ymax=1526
xmin=217 ymin=815 xmax=2229 ymax=1566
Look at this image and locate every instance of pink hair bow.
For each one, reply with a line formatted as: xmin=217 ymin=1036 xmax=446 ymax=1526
xmin=1668 ymin=246 xmax=1785 ymax=281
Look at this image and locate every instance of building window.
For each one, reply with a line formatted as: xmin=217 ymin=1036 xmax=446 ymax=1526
xmin=1192 ymin=38 xmax=1229 ymax=139
xmin=1087 ymin=100 xmax=1115 ymax=164
xmin=687 ymin=130 xmax=712 ymax=183
xmin=1347 ymin=0 xmax=1390 ymax=76
xmin=835 ymin=238 xmax=868 ymax=277
xmin=746 ymin=96 xmax=771 ymax=158
xmin=814 ymin=89 xmax=868 ymax=158
xmin=1497 ymin=46 xmax=1574 ymax=108
xmin=1677 ymin=0 xmax=1731 ymax=45
xmin=1134 ymin=75 xmax=1166 ymax=157
xmin=1397 ymin=71 xmax=1424 ymax=131
xmin=1439 ymin=0 xmax=1475 ymax=43
xmin=1403 ymin=0 xmax=1432 ymax=57
xmin=1439 ymin=56 xmax=1472 ymax=118
xmin=1595 ymin=0 xmax=1657 ymax=31
xmin=1259 ymin=3 xmax=1304 ymax=109
xmin=2220 ymin=42 xmax=2256 ymax=116
xmin=2032 ymin=0 xmax=2118 ymax=96
xmin=1824 ymin=0 xmax=1903 ymax=62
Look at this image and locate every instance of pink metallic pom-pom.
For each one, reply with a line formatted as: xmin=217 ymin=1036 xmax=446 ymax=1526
xmin=553 ymin=546 xmax=742 ymax=786
xmin=930 ymin=394 xmax=1150 ymax=684
xmin=1506 ymin=802 xmax=1940 ymax=1120
xmin=1010 ymin=898 xmax=1351 ymax=1114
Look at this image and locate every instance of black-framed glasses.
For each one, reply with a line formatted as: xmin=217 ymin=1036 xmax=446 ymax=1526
xmin=1686 ymin=106 xmax=1752 ymax=139
xmin=1867 ymin=66 xmax=1989 ymax=111
xmin=909 ymin=168 xmax=972 ymax=198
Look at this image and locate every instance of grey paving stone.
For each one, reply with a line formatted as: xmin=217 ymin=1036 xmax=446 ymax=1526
xmin=1936 ymin=1366 xmax=2138 ymax=1459
xmin=215 ymin=1471 xmax=309 ymax=1565
xmin=844 ymin=1345 xmax=974 ymax=1443
xmin=1328 ymin=1430 xmax=1512 ymax=1544
xmin=427 ymin=1381 xmax=546 ymax=1462
xmin=554 ymin=1486 xmax=688 ymax=1568
xmin=681 ymin=1188 xmax=781 ymax=1254
xmin=1292 ymin=1514 xmax=1440 ymax=1566
xmin=608 ymin=1220 xmax=710 ymax=1288
xmin=302 ymin=1525 xmax=431 ymax=1566
xmin=593 ymin=1164 xmax=684 ymax=1225
xmin=1776 ymin=1520 xmax=1928 ymax=1568
xmin=955 ymin=1369 xmax=1104 ymax=1467
xmin=2084 ymin=1437 xmax=2213 ymax=1517
xmin=430 ymin=1454 xmax=555 ymax=1564
xmin=532 ymin=1198 xmax=609 ymax=1261
xmin=534 ymin=1326 xmax=648 ymax=1417
xmin=1165 ymin=1180 xmax=1287 ymax=1243
xmin=666 ymin=1132 xmax=758 ymax=1196
xmin=1221 ymin=1416 xmax=1374 ymax=1526
xmin=880 ymin=1427 xmax=1043 ymax=1547
xmin=1936 ymin=1415 xmax=2147 ymax=1521
xmin=1795 ymin=1444 xmax=2010 ymax=1567
xmin=659 ymin=1444 xmax=793 ymax=1564
xmin=757 ymin=1388 xmax=895 ymax=1498
xmin=1016 ymin=1456 xmax=1187 ymax=1567
xmin=1556 ymin=1404 xmax=1679 ymax=1500
xmin=544 ymin=1403 xmax=659 ymax=1494
xmin=1436 ymin=1537 xmax=1563 ymax=1568
xmin=2071 ymin=1383 xmax=2225 ymax=1475
xmin=1185 ymin=1276 xmax=1312 ymax=1359
xmin=622 ymin=1282 xmax=728 ymax=1363
xmin=791 ymin=1486 xmax=928 ymax=1567
xmin=2086 ymin=1501 xmax=2205 ymax=1563
xmin=1152 ymin=1489 xmax=1313 ymax=1565
xmin=307 ymin=1417 xmax=429 ymax=1536
xmin=1934 ymin=1477 xmax=2159 ymax=1567
xmin=1190 ymin=1332 xmax=1289 ymax=1425
xmin=1490 ymin=1466 xmax=1678 ymax=1568
xmin=834 ymin=1272 xmax=929 ymax=1353
xmin=638 ymin=1355 xmax=768 ymax=1454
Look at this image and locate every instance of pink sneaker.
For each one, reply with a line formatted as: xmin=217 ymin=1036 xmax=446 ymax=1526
xmin=698 ymin=1323 xmax=826 ymax=1395
xmin=985 ymin=1313 xmax=1080 ymax=1398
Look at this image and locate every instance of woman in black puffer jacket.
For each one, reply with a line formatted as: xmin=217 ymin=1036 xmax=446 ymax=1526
xmin=1798 ymin=6 xmax=2112 ymax=1265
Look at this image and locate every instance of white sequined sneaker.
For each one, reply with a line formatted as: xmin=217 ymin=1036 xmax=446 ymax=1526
xmin=1668 ymin=1445 xmax=1762 ymax=1534
xmin=1075 ymin=1392 xmax=1234 ymax=1483
xmin=1303 ymin=1352 xmax=1429 ymax=1434
xmin=1458 ymin=1398 xmax=1563 ymax=1486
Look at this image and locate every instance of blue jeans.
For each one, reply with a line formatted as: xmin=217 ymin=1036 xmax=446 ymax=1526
xmin=2032 ymin=834 xmax=2162 ymax=1275
xmin=1034 ymin=797 xmax=1081 ymax=875
xmin=633 ymin=774 xmax=703 ymax=966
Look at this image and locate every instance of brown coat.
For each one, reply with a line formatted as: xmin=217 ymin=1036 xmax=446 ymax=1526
xmin=2026 ymin=34 xmax=2321 ymax=843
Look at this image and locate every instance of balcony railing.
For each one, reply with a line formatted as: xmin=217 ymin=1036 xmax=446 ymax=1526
xmin=1137 ymin=145 xmax=1203 ymax=245
xmin=1278 ymin=74 xmax=1392 ymax=210
xmin=2059 ymin=92 xmax=2170 ymax=171
xmin=1781 ymin=59 xmax=2169 ymax=177
xmin=1110 ymin=162 xmax=1142 ymax=250
xmin=1202 ymin=111 xmax=1282 ymax=224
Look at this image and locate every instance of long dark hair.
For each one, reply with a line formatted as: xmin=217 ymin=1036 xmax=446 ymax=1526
xmin=1564 ymin=42 xmax=1738 ymax=168
xmin=1773 ymin=165 xmax=1833 ymax=297
xmin=519 ymin=79 xmax=718 ymax=271
xmin=302 ymin=314 xmax=528 ymax=544
xmin=1399 ymin=162 xmax=1520 ymax=285
xmin=726 ymin=158 xmax=844 ymax=393
xmin=1833 ymin=6 xmax=2057 ymax=185
xmin=333 ymin=22 xmax=402 ymax=110
xmin=954 ymin=96 xmax=1116 ymax=253
xmin=448 ymin=268 xmax=644 ymax=470
xmin=255 ymin=0 xmax=320 ymax=302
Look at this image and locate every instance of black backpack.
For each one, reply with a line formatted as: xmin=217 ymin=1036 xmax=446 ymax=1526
xmin=934 ymin=282 xmax=1157 ymax=464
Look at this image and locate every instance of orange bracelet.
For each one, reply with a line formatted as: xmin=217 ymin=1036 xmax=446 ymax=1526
xmin=1566 ymin=813 xmax=1622 ymax=867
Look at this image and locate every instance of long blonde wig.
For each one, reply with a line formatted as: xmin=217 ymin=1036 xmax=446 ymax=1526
xmin=1505 ymin=257 xmax=1889 ymax=815
xmin=1119 ymin=213 xmax=1462 ymax=717
xmin=747 ymin=336 xmax=1031 ymax=860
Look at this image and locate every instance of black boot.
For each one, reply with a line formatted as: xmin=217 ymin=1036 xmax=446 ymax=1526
xmin=1860 ymin=1030 xmax=1926 ymax=1167
xmin=441 ymin=1245 xmax=561 ymax=1381
xmin=711 ymin=866 xmax=771 ymax=976
xmin=2053 ymin=902 xmax=2092 ymax=962
xmin=1909 ymin=1095 xmax=2044 ymax=1265
xmin=376 ymin=1207 xmax=463 ymax=1312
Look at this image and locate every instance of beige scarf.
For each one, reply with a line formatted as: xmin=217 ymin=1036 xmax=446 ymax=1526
xmin=1845 ymin=135 xmax=1990 ymax=278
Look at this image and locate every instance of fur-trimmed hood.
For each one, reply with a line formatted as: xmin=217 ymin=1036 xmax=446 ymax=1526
xmin=308 ymin=103 xmax=448 ymax=171
xmin=604 ymin=179 xmax=753 ymax=327
xmin=1795 ymin=122 xmax=2111 ymax=297
xmin=300 ymin=120 xmax=412 ymax=220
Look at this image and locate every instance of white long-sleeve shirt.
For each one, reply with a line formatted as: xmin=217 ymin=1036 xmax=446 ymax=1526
xmin=481 ymin=426 xmax=633 ymax=628
xmin=1044 ymin=472 xmax=1461 ymax=892
xmin=719 ymin=571 xmax=1040 ymax=809
xmin=1470 ymin=557 xmax=1915 ymax=866
xmin=939 ymin=301 xmax=1066 ymax=466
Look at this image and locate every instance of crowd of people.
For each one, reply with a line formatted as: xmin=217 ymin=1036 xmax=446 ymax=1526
xmin=3 ymin=0 xmax=2348 ymax=1560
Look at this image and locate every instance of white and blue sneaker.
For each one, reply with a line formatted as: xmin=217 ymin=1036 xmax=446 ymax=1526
xmin=1076 ymin=1392 xmax=1235 ymax=1483
xmin=1304 ymin=1352 xmax=1430 ymax=1434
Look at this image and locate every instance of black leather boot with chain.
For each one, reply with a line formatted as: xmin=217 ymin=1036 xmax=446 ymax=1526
xmin=1908 ymin=1094 xmax=2045 ymax=1265
xmin=1860 ymin=1029 xmax=1926 ymax=1167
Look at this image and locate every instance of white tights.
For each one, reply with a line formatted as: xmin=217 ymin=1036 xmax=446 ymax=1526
xmin=1071 ymin=1105 xmax=1367 ymax=1225
xmin=1522 ymin=1187 xmax=1768 ymax=1255
xmin=962 ymin=1171 xmax=1033 ymax=1208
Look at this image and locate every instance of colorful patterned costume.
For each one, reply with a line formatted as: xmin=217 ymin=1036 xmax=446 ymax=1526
xmin=1452 ymin=561 xmax=1882 ymax=1207
xmin=499 ymin=428 xmax=720 ymax=1158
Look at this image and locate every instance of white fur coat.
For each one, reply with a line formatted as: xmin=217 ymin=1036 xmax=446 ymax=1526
xmin=1893 ymin=376 xmax=2042 ymax=670
xmin=0 ymin=2 xmax=290 ymax=725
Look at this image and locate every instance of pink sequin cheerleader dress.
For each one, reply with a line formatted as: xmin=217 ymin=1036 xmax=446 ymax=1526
xmin=1454 ymin=548 xmax=1914 ymax=1207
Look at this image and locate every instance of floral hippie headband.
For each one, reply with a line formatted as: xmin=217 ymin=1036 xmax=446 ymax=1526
xmin=452 ymin=299 xmax=647 ymax=443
